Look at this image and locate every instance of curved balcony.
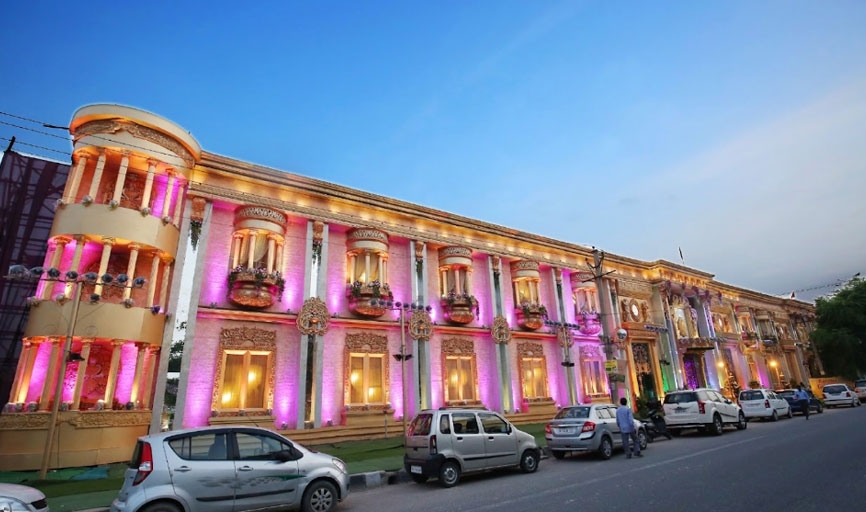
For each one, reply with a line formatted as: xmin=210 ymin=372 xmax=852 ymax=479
xmin=346 ymin=282 xmax=393 ymax=318
xmin=515 ymin=303 xmax=547 ymax=331
xmin=51 ymin=203 xmax=180 ymax=256
xmin=24 ymin=301 xmax=165 ymax=346
xmin=441 ymin=295 xmax=478 ymax=325
xmin=228 ymin=269 xmax=284 ymax=309
xmin=577 ymin=312 xmax=602 ymax=335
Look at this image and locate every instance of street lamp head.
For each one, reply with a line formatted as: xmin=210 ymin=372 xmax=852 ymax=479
xmin=46 ymin=267 xmax=61 ymax=279
xmin=100 ymin=273 xmax=114 ymax=284
xmin=425 ymin=305 xmax=432 ymax=312
xmin=29 ymin=267 xmax=45 ymax=277
xmin=7 ymin=265 xmax=27 ymax=279
xmin=133 ymin=276 xmax=147 ymax=288
xmin=65 ymin=270 xmax=79 ymax=281
xmin=395 ymin=301 xmax=402 ymax=308
xmin=615 ymin=328 xmax=628 ymax=341
xmin=116 ymin=274 xmax=129 ymax=285
xmin=82 ymin=272 xmax=98 ymax=283
xmin=89 ymin=293 xmax=101 ymax=304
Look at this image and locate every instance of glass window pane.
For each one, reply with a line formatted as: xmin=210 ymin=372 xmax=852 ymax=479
xmin=350 ymin=356 xmax=364 ymax=404
xmin=446 ymin=358 xmax=459 ymax=401
xmin=245 ymin=354 xmax=268 ymax=409
xmin=368 ymin=355 xmax=383 ymax=403
xmin=222 ymin=354 xmax=244 ymax=409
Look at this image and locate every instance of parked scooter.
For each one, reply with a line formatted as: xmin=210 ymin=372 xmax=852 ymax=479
xmin=641 ymin=407 xmax=672 ymax=442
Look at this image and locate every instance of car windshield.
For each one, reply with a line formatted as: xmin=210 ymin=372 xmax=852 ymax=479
xmin=554 ymin=406 xmax=590 ymax=419
xmin=824 ymin=385 xmax=847 ymax=393
xmin=777 ymin=390 xmax=795 ymax=398
xmin=739 ymin=390 xmax=765 ymax=401
xmin=664 ymin=392 xmax=697 ymax=404
xmin=855 ymin=380 xmax=866 ymax=388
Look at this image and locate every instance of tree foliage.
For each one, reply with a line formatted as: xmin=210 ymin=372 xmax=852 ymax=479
xmin=811 ymin=276 xmax=866 ymax=380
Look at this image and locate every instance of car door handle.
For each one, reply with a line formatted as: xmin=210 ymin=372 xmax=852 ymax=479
xmin=174 ymin=466 xmax=191 ymax=473
xmin=238 ymin=466 xmax=254 ymax=472
xmin=488 ymin=436 xmax=494 ymax=440
xmin=456 ymin=436 xmax=463 ymax=441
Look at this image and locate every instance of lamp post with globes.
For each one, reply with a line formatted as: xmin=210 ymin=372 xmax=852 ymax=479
xmin=5 ymin=265 xmax=146 ymax=479
xmin=369 ymin=299 xmax=432 ymax=438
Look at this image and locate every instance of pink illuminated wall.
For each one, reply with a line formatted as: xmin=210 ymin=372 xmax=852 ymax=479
xmin=114 ymin=343 xmax=138 ymax=405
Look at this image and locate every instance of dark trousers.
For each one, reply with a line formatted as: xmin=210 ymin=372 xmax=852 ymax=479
xmin=621 ymin=431 xmax=640 ymax=456
xmin=800 ymin=399 xmax=810 ymax=419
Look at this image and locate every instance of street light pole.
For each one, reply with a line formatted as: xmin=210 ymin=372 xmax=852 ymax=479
xmin=371 ymin=299 xmax=432 ymax=439
xmin=546 ymin=320 xmax=577 ymax=406
xmin=39 ymin=280 xmax=83 ymax=479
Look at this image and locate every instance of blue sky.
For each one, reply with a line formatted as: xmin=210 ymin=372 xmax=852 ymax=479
xmin=2 ymin=1 xmax=864 ymax=301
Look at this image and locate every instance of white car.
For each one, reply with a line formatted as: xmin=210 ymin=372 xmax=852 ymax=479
xmin=663 ymin=388 xmax=747 ymax=436
xmin=853 ymin=379 xmax=866 ymax=403
xmin=0 ymin=483 xmax=50 ymax=512
xmin=738 ymin=389 xmax=792 ymax=421
xmin=822 ymin=383 xmax=862 ymax=408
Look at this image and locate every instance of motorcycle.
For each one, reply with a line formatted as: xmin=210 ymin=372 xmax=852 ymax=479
xmin=641 ymin=408 xmax=672 ymax=442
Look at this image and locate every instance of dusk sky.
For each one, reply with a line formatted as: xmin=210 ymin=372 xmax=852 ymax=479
xmin=2 ymin=1 xmax=864 ymax=302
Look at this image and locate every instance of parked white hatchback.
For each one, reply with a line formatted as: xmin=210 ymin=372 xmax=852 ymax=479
xmin=738 ymin=389 xmax=792 ymax=421
xmin=662 ymin=388 xmax=747 ymax=436
xmin=822 ymin=383 xmax=862 ymax=408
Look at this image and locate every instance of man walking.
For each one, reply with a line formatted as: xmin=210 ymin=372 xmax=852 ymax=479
xmin=794 ymin=384 xmax=811 ymax=420
xmin=616 ymin=397 xmax=642 ymax=458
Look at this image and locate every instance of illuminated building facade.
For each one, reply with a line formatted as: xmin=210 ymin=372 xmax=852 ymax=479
xmin=0 ymin=104 xmax=818 ymax=470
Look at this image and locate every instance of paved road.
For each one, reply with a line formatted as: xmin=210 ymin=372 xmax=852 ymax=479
xmin=342 ymin=405 xmax=866 ymax=512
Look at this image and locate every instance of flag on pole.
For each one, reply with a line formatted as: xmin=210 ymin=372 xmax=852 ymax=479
xmin=678 ymin=246 xmax=684 ymax=265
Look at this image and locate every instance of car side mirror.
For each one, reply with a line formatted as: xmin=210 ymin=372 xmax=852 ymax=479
xmin=724 ymin=399 xmax=732 ymax=404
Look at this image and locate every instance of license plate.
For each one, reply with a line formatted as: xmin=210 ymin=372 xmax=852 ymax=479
xmin=410 ymin=465 xmax=422 ymax=474
xmin=555 ymin=428 xmax=575 ymax=435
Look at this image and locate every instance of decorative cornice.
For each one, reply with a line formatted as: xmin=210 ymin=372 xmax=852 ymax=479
xmin=76 ymin=119 xmax=195 ymax=166
xmin=234 ymin=205 xmax=287 ymax=225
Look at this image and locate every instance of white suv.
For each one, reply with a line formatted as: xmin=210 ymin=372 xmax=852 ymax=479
xmin=663 ymin=388 xmax=746 ymax=436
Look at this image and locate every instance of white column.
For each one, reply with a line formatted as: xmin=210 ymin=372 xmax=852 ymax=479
xmin=64 ymin=153 xmax=88 ymax=203
xmin=159 ymin=259 xmax=172 ymax=309
xmin=124 ymin=244 xmax=141 ymax=300
xmin=161 ymin=171 xmax=176 ymax=219
xmin=71 ymin=339 xmax=93 ymax=410
xmin=65 ymin=236 xmax=86 ymax=298
xmin=41 ymin=237 xmax=70 ymax=299
xmin=266 ymin=235 xmax=277 ymax=273
xmin=141 ymin=159 xmax=157 ymax=212
xmin=110 ymin=151 xmax=130 ymax=204
xmin=147 ymin=253 xmax=161 ymax=307
xmin=247 ymin=230 xmax=258 ymax=268
xmin=172 ymin=184 xmax=185 ymax=225
xmin=364 ymin=251 xmax=371 ymax=283
xmin=455 ymin=268 xmax=462 ymax=295
xmin=93 ymin=237 xmax=115 ymax=296
xmin=348 ymin=254 xmax=356 ymax=282
xmin=87 ymin=151 xmax=107 ymax=201
xmin=129 ymin=343 xmax=147 ymax=404
xmin=231 ymin=234 xmax=243 ymax=268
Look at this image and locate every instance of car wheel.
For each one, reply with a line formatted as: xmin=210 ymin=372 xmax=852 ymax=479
xmin=520 ymin=449 xmax=540 ymax=473
xmin=140 ymin=503 xmax=182 ymax=512
xmin=710 ymin=414 xmax=724 ymax=435
xmin=771 ymin=411 xmax=778 ymax=422
xmin=438 ymin=460 xmax=461 ymax=488
xmin=598 ymin=436 xmax=613 ymax=460
xmin=817 ymin=403 xmax=824 ymax=414
xmin=638 ymin=429 xmax=648 ymax=450
xmin=410 ymin=473 xmax=428 ymax=484
xmin=736 ymin=411 xmax=747 ymax=430
xmin=787 ymin=408 xmax=793 ymax=419
xmin=302 ymin=480 xmax=338 ymax=512
xmin=552 ymin=450 xmax=566 ymax=460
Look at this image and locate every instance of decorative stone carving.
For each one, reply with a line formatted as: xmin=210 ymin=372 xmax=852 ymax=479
xmin=491 ymin=315 xmax=512 ymax=344
xmin=297 ymin=297 xmax=330 ymax=336
xmin=442 ymin=337 xmax=475 ymax=355
xmin=75 ymin=119 xmax=195 ymax=167
xmin=408 ymin=310 xmax=433 ymax=341
xmin=235 ymin=206 xmax=287 ymax=225
xmin=517 ymin=342 xmax=545 ymax=357
xmin=347 ymin=228 xmax=388 ymax=244
xmin=190 ymin=196 xmax=206 ymax=222
xmin=71 ymin=410 xmax=151 ymax=428
xmin=578 ymin=343 xmax=605 ymax=361
xmin=343 ymin=333 xmax=391 ymax=412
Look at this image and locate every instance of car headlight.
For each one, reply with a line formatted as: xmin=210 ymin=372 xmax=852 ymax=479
xmin=331 ymin=457 xmax=348 ymax=474
xmin=0 ymin=497 xmax=32 ymax=512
